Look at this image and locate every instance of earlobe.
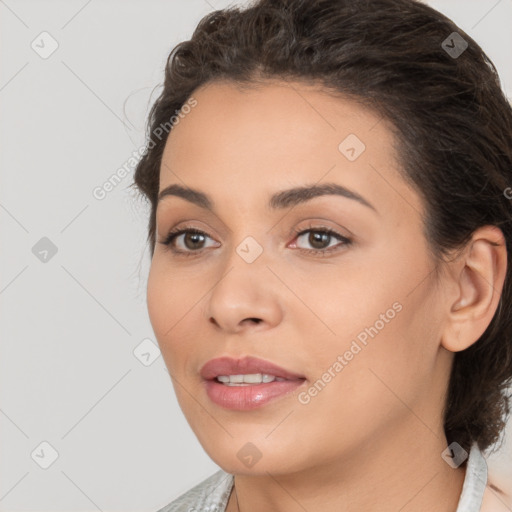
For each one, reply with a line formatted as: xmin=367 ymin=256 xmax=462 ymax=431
xmin=441 ymin=226 xmax=507 ymax=353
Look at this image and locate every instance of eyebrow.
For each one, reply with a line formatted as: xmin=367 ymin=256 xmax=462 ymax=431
xmin=157 ymin=182 xmax=378 ymax=214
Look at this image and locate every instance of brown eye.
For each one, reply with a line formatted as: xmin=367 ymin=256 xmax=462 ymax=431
xmin=293 ymin=227 xmax=352 ymax=254
xmin=306 ymin=231 xmax=332 ymax=250
xmin=159 ymin=227 xmax=219 ymax=257
xmin=182 ymin=232 xmax=206 ymax=250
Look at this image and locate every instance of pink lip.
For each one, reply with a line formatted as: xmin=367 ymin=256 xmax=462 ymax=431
xmin=200 ymin=356 xmax=306 ymax=410
xmin=200 ymin=355 xmax=305 ymax=381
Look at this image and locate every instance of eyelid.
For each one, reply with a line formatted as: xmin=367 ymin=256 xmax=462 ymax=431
xmin=159 ymin=221 xmax=353 ymax=257
xmin=289 ymin=219 xmax=354 ymax=241
xmin=160 ymin=226 xmax=219 ymax=255
xmin=288 ymin=225 xmax=352 ymax=254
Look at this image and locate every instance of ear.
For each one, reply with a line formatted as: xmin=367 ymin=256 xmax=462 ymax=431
xmin=441 ymin=225 xmax=508 ymax=353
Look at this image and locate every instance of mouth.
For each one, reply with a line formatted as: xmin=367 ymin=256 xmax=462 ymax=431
xmin=200 ymin=356 xmax=307 ymax=410
xmin=215 ymin=373 xmax=290 ymax=385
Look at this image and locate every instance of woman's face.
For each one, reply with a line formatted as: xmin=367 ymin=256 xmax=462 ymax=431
xmin=147 ymin=80 xmax=454 ymax=475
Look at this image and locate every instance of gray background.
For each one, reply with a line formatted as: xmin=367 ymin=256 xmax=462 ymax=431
xmin=1 ymin=0 xmax=511 ymax=510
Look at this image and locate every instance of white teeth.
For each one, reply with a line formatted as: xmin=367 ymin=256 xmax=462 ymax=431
xmin=216 ymin=373 xmax=281 ymax=385
xmin=243 ymin=373 xmax=263 ymax=384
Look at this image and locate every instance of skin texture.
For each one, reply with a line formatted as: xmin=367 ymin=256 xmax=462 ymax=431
xmin=147 ymin=80 xmax=507 ymax=512
xmin=481 ymin=483 xmax=512 ymax=512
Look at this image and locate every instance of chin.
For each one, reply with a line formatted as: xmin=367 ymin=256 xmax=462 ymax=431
xmin=195 ymin=430 xmax=306 ymax=476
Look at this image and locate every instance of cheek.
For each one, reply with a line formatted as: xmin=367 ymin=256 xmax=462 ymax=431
xmin=147 ymin=258 xmax=198 ymax=329
xmin=146 ymin=262 xmax=170 ymax=340
xmin=146 ymin=262 xmax=189 ymax=356
xmin=291 ymin=299 xmax=439 ymax=458
xmin=327 ymin=288 xmax=441 ymax=423
xmin=146 ymin=260 xmax=213 ymax=382
xmin=297 ymin=241 xmax=440 ymax=385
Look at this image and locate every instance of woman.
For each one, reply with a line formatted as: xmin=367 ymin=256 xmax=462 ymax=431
xmin=131 ymin=0 xmax=512 ymax=510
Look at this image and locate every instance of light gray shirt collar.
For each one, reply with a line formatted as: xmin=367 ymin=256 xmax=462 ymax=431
xmin=455 ymin=441 xmax=488 ymax=512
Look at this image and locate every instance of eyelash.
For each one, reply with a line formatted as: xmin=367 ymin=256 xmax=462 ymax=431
xmin=159 ymin=224 xmax=353 ymax=258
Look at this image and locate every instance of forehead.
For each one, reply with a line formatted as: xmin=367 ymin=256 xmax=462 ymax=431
xmin=163 ymin=79 xmax=390 ymax=157
xmin=158 ymin=79 xmax=419 ymax=217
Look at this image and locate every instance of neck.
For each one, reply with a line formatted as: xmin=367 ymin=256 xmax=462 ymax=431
xmin=227 ymin=423 xmax=466 ymax=512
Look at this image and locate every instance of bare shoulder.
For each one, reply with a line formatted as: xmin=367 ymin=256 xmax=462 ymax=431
xmin=480 ymin=481 xmax=512 ymax=512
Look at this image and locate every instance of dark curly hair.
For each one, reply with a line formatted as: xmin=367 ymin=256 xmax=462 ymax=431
xmin=131 ymin=0 xmax=512 ymax=456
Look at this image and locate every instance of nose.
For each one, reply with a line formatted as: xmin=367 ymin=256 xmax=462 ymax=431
xmin=205 ymin=261 xmax=283 ymax=334
xmin=209 ymin=315 xmax=263 ymax=330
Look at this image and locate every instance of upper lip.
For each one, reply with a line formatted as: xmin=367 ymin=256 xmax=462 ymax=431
xmin=200 ymin=356 xmax=305 ymax=381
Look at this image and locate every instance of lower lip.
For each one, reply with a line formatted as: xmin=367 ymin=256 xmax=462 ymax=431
xmin=204 ymin=379 xmax=305 ymax=410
